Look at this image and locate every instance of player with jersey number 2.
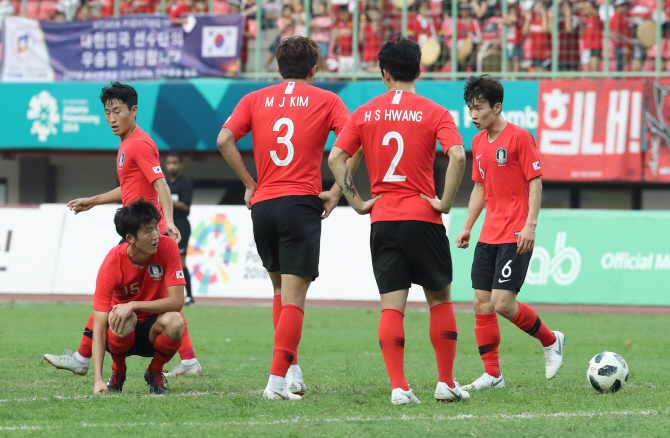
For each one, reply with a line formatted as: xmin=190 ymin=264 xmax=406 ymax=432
xmin=330 ymin=37 xmax=469 ymax=405
xmin=456 ymin=75 xmax=565 ymax=392
xmin=217 ymin=36 xmax=363 ymax=400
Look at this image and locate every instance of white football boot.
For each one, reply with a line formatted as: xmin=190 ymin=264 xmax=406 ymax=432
xmin=544 ymin=331 xmax=566 ymax=379
xmin=434 ymin=381 xmax=470 ymax=402
xmin=164 ymin=360 xmax=202 ymax=377
xmin=263 ymin=375 xmax=302 ymax=400
xmin=461 ymin=372 xmax=506 ymax=391
xmin=285 ymin=364 xmax=307 ymax=396
xmin=391 ymin=388 xmax=421 ymax=405
xmin=43 ymin=350 xmax=89 ymax=376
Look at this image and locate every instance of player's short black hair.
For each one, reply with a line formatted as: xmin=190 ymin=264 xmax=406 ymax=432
xmin=276 ymin=36 xmax=319 ymax=79
xmin=114 ymin=199 xmax=161 ymax=239
xmin=464 ymin=74 xmax=504 ymax=108
xmin=100 ymin=82 xmax=138 ymax=110
xmin=377 ymin=37 xmax=421 ymax=83
xmin=167 ymin=151 xmax=183 ymax=162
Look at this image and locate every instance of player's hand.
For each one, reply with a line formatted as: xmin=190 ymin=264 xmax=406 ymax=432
xmin=94 ymin=379 xmax=109 ymax=395
xmin=420 ymin=193 xmax=451 ymax=214
xmin=166 ymin=222 xmax=182 ymax=243
xmin=318 ymin=190 xmax=340 ymax=219
xmin=456 ymin=229 xmax=471 ymax=249
xmin=67 ymin=198 xmax=95 ymax=214
xmin=244 ymin=182 xmax=257 ymax=210
xmin=517 ymin=225 xmax=535 ymax=254
xmin=353 ymin=194 xmax=382 ymax=215
xmin=109 ymin=303 xmax=134 ymax=333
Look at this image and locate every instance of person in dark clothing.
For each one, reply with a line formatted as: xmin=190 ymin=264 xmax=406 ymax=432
xmin=165 ymin=151 xmax=195 ymax=305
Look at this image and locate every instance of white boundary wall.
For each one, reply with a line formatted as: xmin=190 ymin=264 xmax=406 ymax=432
xmin=0 ymin=204 xmax=450 ymax=302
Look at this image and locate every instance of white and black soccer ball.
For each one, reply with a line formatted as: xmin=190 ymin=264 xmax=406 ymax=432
xmin=587 ymin=351 xmax=629 ymax=393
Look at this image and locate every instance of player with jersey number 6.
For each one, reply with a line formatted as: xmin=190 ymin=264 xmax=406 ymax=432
xmin=456 ymin=75 xmax=565 ymax=392
xmin=216 ymin=36 xmax=363 ymax=401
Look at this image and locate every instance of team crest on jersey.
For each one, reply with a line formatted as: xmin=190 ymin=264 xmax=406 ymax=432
xmin=495 ymin=147 xmax=508 ymax=165
xmin=148 ymin=264 xmax=164 ymax=279
xmin=118 ymin=152 xmax=125 ymax=168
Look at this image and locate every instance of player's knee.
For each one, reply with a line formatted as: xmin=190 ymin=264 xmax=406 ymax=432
xmin=108 ymin=312 xmax=137 ymax=338
xmin=473 ymin=296 xmax=493 ymax=313
xmin=162 ymin=312 xmax=185 ymax=341
xmin=494 ymin=300 xmax=515 ymax=318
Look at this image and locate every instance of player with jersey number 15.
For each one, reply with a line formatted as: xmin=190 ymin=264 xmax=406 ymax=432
xmin=216 ymin=36 xmax=363 ymax=401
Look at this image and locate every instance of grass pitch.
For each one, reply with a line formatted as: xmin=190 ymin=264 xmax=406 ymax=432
xmin=1 ymin=301 xmax=669 ymax=437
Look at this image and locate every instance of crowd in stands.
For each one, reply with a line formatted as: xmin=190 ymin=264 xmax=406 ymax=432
xmin=1 ymin=0 xmax=670 ymax=74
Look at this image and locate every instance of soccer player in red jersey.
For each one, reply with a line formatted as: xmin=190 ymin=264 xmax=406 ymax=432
xmin=92 ymin=200 xmax=186 ymax=395
xmin=455 ymin=75 xmax=565 ymax=391
xmin=217 ymin=36 xmax=361 ymax=400
xmin=329 ymin=37 xmax=469 ymax=405
xmin=44 ymin=83 xmax=202 ymax=378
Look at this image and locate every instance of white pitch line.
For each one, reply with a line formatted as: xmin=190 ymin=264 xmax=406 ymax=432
xmin=0 ymin=410 xmax=659 ymax=431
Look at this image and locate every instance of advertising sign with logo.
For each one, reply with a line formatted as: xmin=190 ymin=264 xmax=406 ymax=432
xmin=536 ymin=79 xmax=644 ymax=181
xmin=643 ymin=79 xmax=670 ymax=182
xmin=1 ymin=15 xmax=244 ymax=82
xmin=448 ymin=209 xmax=670 ymax=306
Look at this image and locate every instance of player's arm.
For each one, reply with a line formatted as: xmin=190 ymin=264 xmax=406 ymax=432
xmin=456 ymin=182 xmax=485 ymax=249
xmin=328 ymin=146 xmax=380 ymax=215
xmin=517 ymin=176 xmax=542 ymax=255
xmin=152 ymin=178 xmax=181 ymax=243
xmin=217 ymin=127 xmax=257 ymax=209
xmin=421 ymin=145 xmax=466 ymax=214
xmin=92 ymin=310 xmax=110 ymax=395
xmin=67 ymin=187 xmax=122 ymax=214
xmin=320 ymin=147 xmax=364 ymax=218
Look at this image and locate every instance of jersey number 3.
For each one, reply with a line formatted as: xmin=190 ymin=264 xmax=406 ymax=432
xmin=382 ymin=131 xmax=407 ymax=182
xmin=271 ymin=118 xmax=295 ymax=166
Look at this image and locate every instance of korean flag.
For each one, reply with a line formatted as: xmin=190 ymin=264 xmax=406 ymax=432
xmin=202 ymin=26 xmax=239 ymax=58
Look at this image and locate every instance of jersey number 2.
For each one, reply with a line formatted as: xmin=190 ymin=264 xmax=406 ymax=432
xmin=271 ymin=118 xmax=294 ymax=166
xmin=382 ymin=131 xmax=406 ymax=182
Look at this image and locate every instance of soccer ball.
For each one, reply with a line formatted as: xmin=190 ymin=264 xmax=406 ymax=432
xmin=586 ymin=351 xmax=629 ymax=393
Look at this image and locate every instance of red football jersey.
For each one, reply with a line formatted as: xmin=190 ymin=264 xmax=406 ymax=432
xmin=223 ymin=82 xmax=351 ymax=205
xmin=528 ymin=14 xmax=550 ymax=59
xmin=471 ymin=123 xmax=542 ymax=245
xmin=582 ymin=15 xmax=603 ymax=50
xmin=117 ymin=127 xmax=166 ymax=234
xmin=93 ymin=235 xmax=185 ymax=321
xmin=611 ymin=12 xmax=631 ymax=48
xmin=334 ymin=90 xmax=463 ymax=224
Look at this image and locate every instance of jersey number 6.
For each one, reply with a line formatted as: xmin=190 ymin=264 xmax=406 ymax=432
xmin=382 ymin=131 xmax=407 ymax=182
xmin=271 ymin=118 xmax=295 ymax=166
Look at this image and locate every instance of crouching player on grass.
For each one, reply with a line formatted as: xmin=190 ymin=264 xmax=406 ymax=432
xmin=92 ymin=200 xmax=187 ymax=395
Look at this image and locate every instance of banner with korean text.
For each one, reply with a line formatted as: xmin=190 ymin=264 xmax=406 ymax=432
xmin=1 ymin=15 xmax=244 ymax=82
xmin=536 ymin=79 xmax=644 ymax=181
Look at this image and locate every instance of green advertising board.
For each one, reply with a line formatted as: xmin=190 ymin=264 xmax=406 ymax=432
xmin=447 ymin=209 xmax=670 ymax=306
xmin=0 ymin=79 xmax=538 ymax=151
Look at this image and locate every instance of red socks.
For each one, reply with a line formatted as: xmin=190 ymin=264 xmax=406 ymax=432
xmin=512 ymin=303 xmax=557 ymax=347
xmin=474 ymin=313 xmax=501 ymax=378
xmin=78 ymin=314 xmax=94 ymax=359
xmin=178 ymin=316 xmax=196 ymax=361
xmin=273 ymin=295 xmax=299 ymax=366
xmin=149 ymin=334 xmax=183 ymax=374
xmin=429 ymin=302 xmax=458 ymax=387
xmin=107 ymin=329 xmax=134 ymax=374
xmin=269 ymin=304 xmax=304 ymax=377
xmin=378 ymin=309 xmax=409 ymax=391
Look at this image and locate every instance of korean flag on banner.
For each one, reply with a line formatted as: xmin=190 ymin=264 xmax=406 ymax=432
xmin=201 ymin=26 xmax=239 ymax=58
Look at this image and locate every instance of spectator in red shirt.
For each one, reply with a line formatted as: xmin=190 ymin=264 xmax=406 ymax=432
xmin=501 ymin=1 xmax=523 ymax=73
xmin=333 ymin=5 xmax=356 ymax=73
xmin=361 ymin=7 xmax=387 ymax=72
xmin=409 ymin=1 xmax=438 ymax=46
xmin=549 ymin=1 xmax=580 ymax=71
xmin=443 ymin=3 xmax=483 ymax=72
xmin=580 ymin=0 xmax=603 ymax=72
xmin=522 ymin=1 xmax=550 ymax=72
xmin=170 ymin=0 xmax=193 ymax=25
xmin=611 ymin=0 xmax=633 ymax=72
xmin=310 ymin=1 xmax=333 ymax=72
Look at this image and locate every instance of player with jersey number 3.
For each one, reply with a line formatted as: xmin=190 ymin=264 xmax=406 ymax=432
xmin=456 ymin=75 xmax=565 ymax=392
xmin=330 ymin=37 xmax=469 ymax=405
xmin=217 ymin=36 xmax=363 ymax=401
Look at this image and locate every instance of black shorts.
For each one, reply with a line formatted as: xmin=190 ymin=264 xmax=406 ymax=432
xmin=175 ymin=219 xmax=191 ymax=255
xmin=250 ymin=195 xmax=322 ymax=279
xmin=471 ymin=242 xmax=532 ymax=293
xmin=370 ymin=221 xmax=452 ymax=294
xmin=106 ymin=315 xmax=158 ymax=358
